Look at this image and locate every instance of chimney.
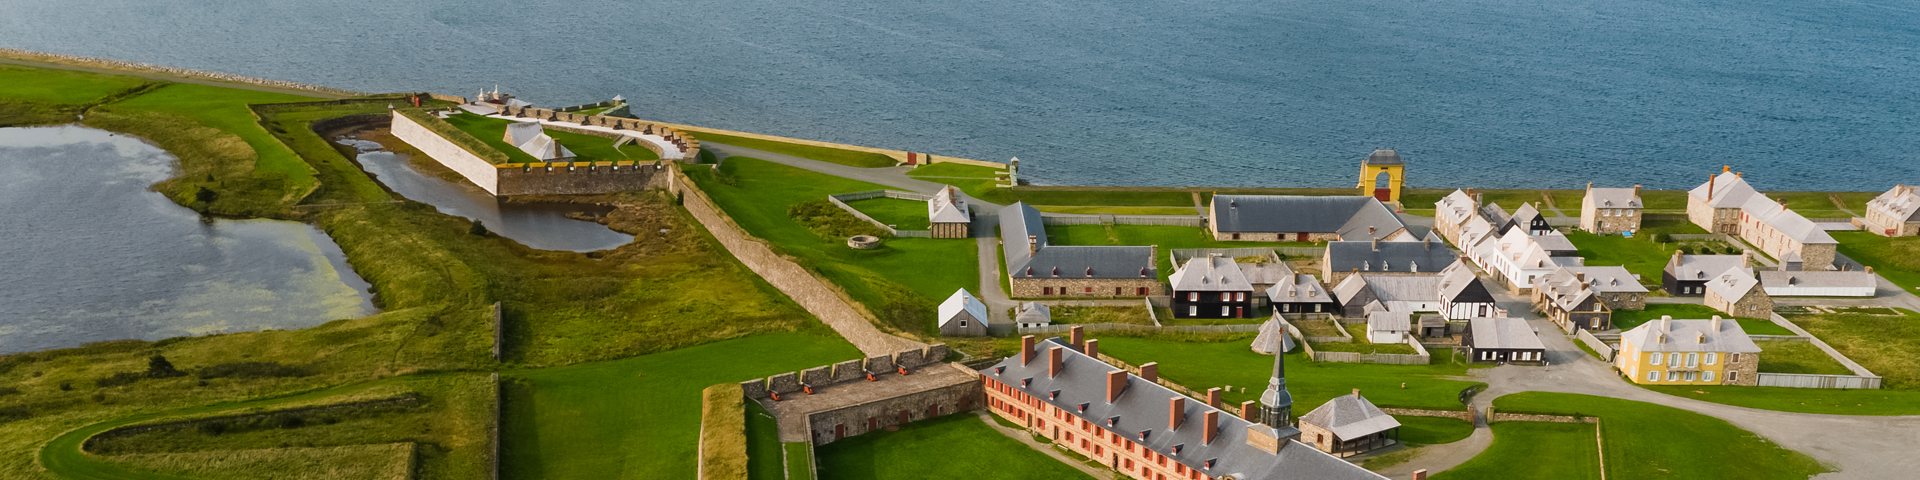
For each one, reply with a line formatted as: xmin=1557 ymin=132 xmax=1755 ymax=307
xmin=1867 ymin=266 xmax=1876 ymax=274
xmin=1659 ymin=315 xmax=1672 ymax=332
xmin=1371 ymin=236 xmax=1379 ymax=251
xmin=1207 ymin=388 xmax=1222 ymax=408
xmin=1140 ymin=362 xmax=1159 ymax=383
xmin=1633 ymin=184 xmax=1642 ymax=198
xmin=1021 ymin=335 xmax=1036 ymax=365
xmin=1711 ymin=315 xmax=1723 ymax=332
xmin=1202 ymin=410 xmax=1220 ymax=445
xmin=1414 ymin=469 xmax=1430 ymax=480
xmin=1239 ymin=400 xmax=1259 ymax=421
xmin=1352 ymin=388 xmax=1360 ymax=397
xmin=1709 ymin=173 xmax=1716 ymax=201
xmin=1736 ymin=171 xmax=1743 ymax=178
xmin=1106 ymin=370 xmax=1127 ymax=403
xmin=1724 ymin=165 xmax=1731 ymax=173
xmin=1586 ymin=182 xmax=1593 ymax=191
xmin=1069 ymin=326 xmax=1085 ymax=351
xmin=1028 ymin=235 xmax=1039 ymax=255
xmin=1049 ymin=346 xmax=1064 ymax=377
xmin=1424 ymin=237 xmax=1432 ymax=250
xmin=1169 ymin=397 xmax=1186 ymax=431
xmin=1085 ymin=339 xmax=1100 ymax=360
xmin=1369 ymin=226 xmax=1377 ymax=236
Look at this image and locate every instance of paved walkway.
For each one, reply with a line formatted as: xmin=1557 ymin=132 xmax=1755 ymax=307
xmin=974 ymin=412 xmax=1117 ymax=480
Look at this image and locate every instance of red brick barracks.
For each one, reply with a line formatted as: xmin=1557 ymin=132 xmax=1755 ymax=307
xmin=981 ymin=335 xmax=1384 ymax=480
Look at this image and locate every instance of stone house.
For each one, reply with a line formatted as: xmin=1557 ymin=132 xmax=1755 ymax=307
xmin=1208 ymin=195 xmax=1410 ymax=243
xmin=1433 ymin=189 xmax=1482 ymax=246
xmin=1538 ymin=282 xmax=1610 ymax=333
xmin=1534 ymin=266 xmax=1648 ymax=311
xmin=1615 ymin=316 xmax=1760 ymax=386
xmin=1000 ymin=202 xmax=1159 ymax=298
xmin=937 ymin=289 xmax=990 ymax=336
xmin=1490 ymin=203 xmax=1553 ymax=237
xmin=1664 ymin=252 xmax=1750 ymax=297
xmin=1863 ymin=184 xmax=1920 ymax=237
xmin=1686 ymin=167 xmax=1838 ymax=269
xmin=1703 ymin=269 xmax=1774 ymax=319
xmin=926 ymin=185 xmax=972 ymax=239
xmin=1464 ymin=317 xmax=1546 ymax=364
xmin=1471 ymin=229 xmax=1584 ymax=295
xmin=1580 ymin=184 xmax=1643 ymax=235
xmin=1321 ymin=237 xmax=1457 ymax=286
xmin=1297 ymin=390 xmax=1401 ymax=457
xmin=1437 ymin=260 xmax=1499 ymax=320
xmin=1171 ymin=254 xmax=1257 ymax=319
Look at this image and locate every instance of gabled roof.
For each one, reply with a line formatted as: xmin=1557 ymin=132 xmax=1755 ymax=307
xmin=1240 ymin=261 xmax=1295 ymax=287
xmin=1000 ymin=202 xmax=1047 ymax=268
xmin=1368 ymin=310 xmax=1411 ymax=332
xmin=1511 ymin=203 xmax=1542 ymax=227
xmin=1172 ymin=256 xmax=1254 ymax=292
xmin=1666 ymin=254 xmax=1751 ymax=282
xmin=1251 ymin=317 xmax=1296 ymax=354
xmin=1536 ymin=266 xmax=1648 ymax=295
xmin=938 ymin=289 xmax=989 ymax=328
xmin=1332 ymin=274 xmax=1372 ymax=305
xmin=1739 ymin=196 xmax=1837 ymax=245
xmin=1620 ymin=317 xmax=1761 ymax=353
xmin=980 ymin=339 xmax=1386 ymax=480
xmin=1481 ymin=203 xmax=1512 ymax=227
xmin=1325 ymin=241 xmax=1456 ymax=275
xmin=1689 ymin=171 xmax=1759 ymax=208
xmin=1436 ymin=190 xmax=1479 ymax=227
xmin=1016 ymin=302 xmax=1053 ymax=325
xmin=1868 ymin=185 xmax=1920 ymax=222
xmin=1265 ymin=271 xmax=1332 ymax=303
xmin=1013 ymin=246 xmax=1157 ymax=280
xmin=1586 ymin=187 xmax=1643 ymax=209
xmin=1704 ymin=270 xmax=1762 ymax=300
xmin=1210 ymin=195 xmax=1407 ymax=239
xmin=928 ymin=186 xmax=971 ymax=224
xmin=1531 ymin=232 xmax=1578 ymax=253
xmin=1468 ymin=317 xmax=1545 ymax=350
xmin=1437 ymin=261 xmax=1489 ymax=300
xmin=1299 ymin=392 xmax=1401 ymax=440
xmin=1758 ymin=271 xmax=1878 ymax=290
xmin=1357 ymin=274 xmax=1443 ymax=305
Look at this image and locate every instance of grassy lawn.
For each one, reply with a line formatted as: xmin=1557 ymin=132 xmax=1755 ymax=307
xmin=1396 ymin=416 xmax=1474 ymax=445
xmin=1310 ymin=328 xmax=1416 ymax=354
xmin=685 ymin=158 xmax=977 ymax=336
xmin=1562 ymin=214 xmax=1709 ymax=290
xmin=1757 ymin=341 xmax=1853 ymax=375
xmin=745 ymin=401 xmax=784 ymax=480
xmin=1787 ymin=308 xmax=1920 ymax=389
xmin=1095 ymin=335 xmax=1483 ymax=411
xmin=1158 ymin=313 xmax=1268 ymax=326
xmin=1832 ymin=231 xmax=1920 ymax=293
xmin=1043 ymin=224 xmax=1311 ymax=284
xmin=442 ymin=112 xmax=658 ymax=164
xmin=1049 ymin=305 xmax=1153 ymax=325
xmin=0 ymin=62 xmax=152 ymax=105
xmin=1296 ymin=319 xmax=1347 ymax=337
xmin=692 ymin=130 xmax=899 ymax=168
xmin=1762 ymin=191 xmax=1876 ymax=218
xmin=1610 ymin=304 xmax=1784 ymax=335
xmin=905 ymin=162 xmax=1004 ymax=178
xmin=1430 ymin=421 xmax=1599 ymax=480
xmin=1640 ymin=385 xmax=1920 ymax=415
xmin=813 ymin=414 xmax=1095 ymax=480
xmin=845 ymin=197 xmax=931 ymax=230
xmin=98 ymin=83 xmax=325 ymax=208
xmin=1033 ymin=205 xmax=1199 ymax=215
xmin=500 ymin=333 xmax=861 ymax=480
xmin=1490 ymin=392 xmax=1828 ymax=479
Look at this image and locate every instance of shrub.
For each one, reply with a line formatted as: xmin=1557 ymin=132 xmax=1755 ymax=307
xmin=469 ymin=219 xmax=489 ymax=236
xmin=787 ymin=200 xmax=887 ymax=240
xmin=96 ymin=372 xmax=145 ymax=388
xmin=0 ymin=405 xmax=29 ymax=423
xmin=195 ymin=361 xmax=310 ymax=380
xmin=58 ymin=380 xmax=71 ymax=391
xmin=146 ymin=354 xmax=186 ymax=378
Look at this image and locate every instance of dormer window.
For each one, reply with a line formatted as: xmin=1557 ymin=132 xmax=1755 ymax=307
xmin=995 ymin=366 xmax=1005 ymax=375
xmin=1078 ymin=403 xmax=1089 ymax=414
xmin=1052 ymin=267 xmax=1060 ymax=277
xmin=1022 ymin=378 xmax=1032 ymax=387
xmin=1107 ymin=416 xmax=1119 ymax=427
xmin=1138 ymin=430 xmax=1151 ymax=441
xmin=1050 ymin=390 xmax=1061 ymax=400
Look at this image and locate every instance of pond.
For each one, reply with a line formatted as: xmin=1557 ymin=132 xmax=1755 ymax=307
xmin=337 ymin=134 xmax=633 ymax=252
xmin=0 ymin=126 xmax=376 ymax=354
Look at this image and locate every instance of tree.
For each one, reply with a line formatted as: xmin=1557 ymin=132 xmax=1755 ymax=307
xmin=469 ymin=219 xmax=489 ymax=236
xmin=146 ymin=354 xmax=185 ymax=378
xmin=194 ymin=186 xmax=218 ymax=205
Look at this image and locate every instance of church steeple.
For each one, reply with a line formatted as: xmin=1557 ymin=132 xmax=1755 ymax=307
xmin=1259 ymin=348 xmax=1294 ymax=429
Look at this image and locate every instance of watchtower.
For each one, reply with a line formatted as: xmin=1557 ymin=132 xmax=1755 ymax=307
xmin=1357 ymin=149 xmax=1405 ymax=203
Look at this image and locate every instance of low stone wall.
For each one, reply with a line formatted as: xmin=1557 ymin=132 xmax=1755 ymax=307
xmin=496 ymin=161 xmax=668 ymax=196
xmin=1381 ymin=407 xmax=1473 ymax=422
xmin=643 ymin=120 xmax=1001 ymax=167
xmin=1490 ymin=412 xmax=1596 ymax=424
xmin=0 ymin=47 xmax=366 ymax=97
xmin=802 ymin=368 xmax=982 ymax=445
xmin=739 ymin=344 xmax=951 ymax=400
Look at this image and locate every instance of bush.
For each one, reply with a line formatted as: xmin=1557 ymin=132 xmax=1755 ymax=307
xmin=787 ymin=200 xmax=887 ymax=240
xmin=0 ymin=405 xmax=29 ymax=423
xmin=469 ymin=219 xmax=489 ymax=236
xmin=96 ymin=371 xmax=146 ymax=388
xmin=195 ymin=361 xmax=311 ymax=380
xmin=146 ymin=354 xmax=185 ymax=378
xmin=58 ymin=380 xmax=71 ymax=391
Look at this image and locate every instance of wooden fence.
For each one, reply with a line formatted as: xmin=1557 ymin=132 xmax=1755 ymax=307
xmin=1018 ymin=323 xmax=1262 ymax=335
xmin=1575 ymin=329 xmax=1614 ymax=362
xmin=826 ymin=190 xmax=934 ymax=237
xmin=1749 ymin=334 xmax=1811 ymax=342
xmin=1279 ymin=316 xmax=1431 ymax=364
xmin=1039 ymin=213 xmax=1206 ymax=227
xmin=1171 ymin=248 xmax=1281 ymax=266
xmin=1277 ymin=247 xmax=1328 ymax=258
xmin=1756 ymin=373 xmax=1882 ymax=389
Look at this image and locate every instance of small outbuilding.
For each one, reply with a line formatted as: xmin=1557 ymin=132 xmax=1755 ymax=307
xmin=1366 ymin=309 xmax=1411 ymax=344
xmin=1417 ymin=314 xmax=1449 ymax=339
xmin=1465 ymin=317 xmax=1547 ymax=364
xmin=1759 ymin=271 xmax=1877 ymax=297
xmin=1298 ymin=389 xmax=1402 ymax=457
xmin=927 ymin=186 xmax=972 ymax=239
xmin=937 ymin=289 xmax=989 ymax=336
xmin=1014 ymin=302 xmax=1053 ymax=328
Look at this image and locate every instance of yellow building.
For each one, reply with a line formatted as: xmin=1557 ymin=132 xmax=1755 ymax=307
xmin=1357 ymin=149 xmax=1405 ymax=203
xmin=1615 ymin=316 xmax=1760 ymax=386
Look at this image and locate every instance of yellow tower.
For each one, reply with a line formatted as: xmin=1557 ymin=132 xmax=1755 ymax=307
xmin=1357 ymin=149 xmax=1405 ymax=203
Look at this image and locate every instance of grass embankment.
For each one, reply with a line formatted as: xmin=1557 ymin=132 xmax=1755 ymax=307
xmin=1362 ymin=416 xmax=1477 ymax=470
xmin=1609 ymin=304 xmax=1786 ymax=335
xmin=694 ymin=130 xmax=899 ymax=168
xmin=1430 ymin=422 xmax=1599 ymax=480
xmin=1756 ymin=341 xmax=1853 ymax=375
xmin=684 ymin=158 xmax=977 ymax=337
xmin=1483 ymin=392 xmax=1828 ymax=480
xmin=844 ymin=197 xmax=931 ymax=230
xmin=442 ymin=112 xmax=659 ymax=164
xmin=783 ymin=442 xmax=814 ymax=480
xmin=1788 ymin=308 xmax=1920 ymax=390
xmin=700 ymin=384 xmax=749 ymax=480
xmin=104 ymin=443 xmax=414 ymax=480
xmin=1041 ymin=224 xmax=1311 ymax=285
xmin=500 ymin=334 xmax=860 ymax=480
xmin=395 ymin=109 xmax=510 ymax=164
xmin=1833 ymin=231 xmax=1920 ymax=293
xmin=1306 ymin=324 xmax=1415 ymax=354
xmin=813 ymin=414 xmax=1096 ymax=480
xmin=1641 ymin=385 xmax=1920 ymax=415
xmin=905 ymin=162 xmax=1003 ymax=178
xmin=1094 ymin=335 xmax=1483 ymax=411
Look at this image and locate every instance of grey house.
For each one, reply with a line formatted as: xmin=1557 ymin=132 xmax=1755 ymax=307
xmin=1208 ymin=195 xmax=1410 ymax=243
xmin=1298 ymin=390 xmax=1401 ymax=457
xmin=1323 ymin=239 xmax=1457 ymax=286
xmin=999 ymin=202 xmax=1159 ymax=298
xmin=1465 ymin=317 xmax=1547 ymax=364
xmin=937 ymin=289 xmax=990 ymax=336
xmin=1015 ymin=302 xmax=1054 ymax=328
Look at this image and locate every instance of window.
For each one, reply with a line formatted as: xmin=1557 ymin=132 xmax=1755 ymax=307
xmin=1647 ymin=370 xmax=1660 ymax=382
xmin=1728 ymin=371 xmax=1739 ymax=382
xmin=1082 ymin=439 xmax=1089 ymax=449
xmin=1232 ymin=233 xmax=1241 ymax=240
xmin=1703 ymin=370 xmax=1716 ymax=382
xmin=1126 ymin=459 xmax=1133 ymax=469
xmin=1730 ymin=353 xmax=1740 ymax=363
xmin=1085 ymin=287 xmax=1093 ymax=293
xmin=1669 ymin=352 xmax=1683 ymax=366
xmin=960 ymin=320 xmax=968 ymax=328
xmin=1188 ymin=306 xmax=1198 ymax=316
xmin=1650 ymin=352 xmax=1662 ymax=365
xmin=1667 ymin=371 xmax=1680 ymax=382
xmin=1221 ymin=306 xmax=1230 ymax=316
xmin=1236 ymin=292 xmax=1246 ymax=302
xmin=1095 ymin=445 xmax=1103 ymax=455
xmin=1137 ymin=287 xmax=1149 ymax=295
xmin=1684 ymin=371 xmax=1697 ymax=382
xmin=1686 ymin=353 xmax=1699 ymax=367
xmin=1221 ymin=292 xmax=1232 ymax=302
xmin=1188 ymin=292 xmax=1199 ymax=302
xmin=1116 ymin=287 xmax=1123 ymax=295
xmin=1044 ymin=287 xmax=1053 ymax=295
xmin=1705 ymin=353 xmax=1718 ymax=365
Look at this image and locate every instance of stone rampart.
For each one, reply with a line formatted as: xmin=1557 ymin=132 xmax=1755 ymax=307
xmin=1490 ymin=412 xmax=1595 ymax=424
xmin=738 ymin=344 xmax=951 ymax=400
xmin=392 ymin=110 xmax=501 ymax=194
xmin=804 ymin=367 xmax=983 ymax=445
xmin=494 ymin=161 xmax=667 ymax=196
xmin=493 ymin=105 xmax=698 ymax=161
xmin=802 ymin=366 xmax=833 ymax=386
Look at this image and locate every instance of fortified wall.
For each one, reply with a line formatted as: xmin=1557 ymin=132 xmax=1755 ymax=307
xmin=390 ymin=109 xmax=682 ymax=196
xmin=742 ymin=344 xmax=986 ymax=446
xmin=489 ymin=105 xmax=700 ymax=161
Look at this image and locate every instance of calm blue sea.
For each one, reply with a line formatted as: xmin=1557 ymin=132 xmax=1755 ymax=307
xmin=2 ymin=0 xmax=1916 ymax=190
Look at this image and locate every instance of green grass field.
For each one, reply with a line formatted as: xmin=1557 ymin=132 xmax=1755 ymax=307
xmin=442 ymin=112 xmax=658 ymax=164
xmin=1756 ymin=341 xmax=1854 ymax=375
xmin=905 ymin=162 xmax=1004 ymax=178
xmin=845 ymin=197 xmax=932 ymax=230
xmin=1396 ymin=416 xmax=1475 ymax=445
xmin=1761 ymin=191 xmax=1875 ymax=218
xmin=102 ymin=83 xmax=321 ymax=194
xmin=1489 ymin=392 xmax=1828 ymax=479
xmin=1048 ymin=305 xmax=1154 ymax=325
xmin=1033 ymin=205 xmax=1199 ymax=215
xmin=1429 ymin=421 xmax=1599 ymax=480
xmin=1833 ymin=231 xmax=1920 ymax=293
xmin=0 ymin=62 xmax=153 ymax=105
xmin=744 ymin=400 xmax=785 ymax=480
xmin=1094 ymin=335 xmax=1483 ymax=411
xmin=1563 ymin=214 xmax=1710 ymax=290
xmin=692 ymin=130 xmax=899 ymax=168
xmin=813 ymin=414 xmax=1095 ymax=480
xmin=1787 ymin=308 xmax=1920 ymax=390
xmin=1610 ymin=304 xmax=1784 ymax=335
xmin=500 ymin=333 xmax=861 ymax=480
xmin=685 ymin=158 xmax=977 ymax=336
xmin=1639 ymin=385 xmax=1920 ymax=415
xmin=1041 ymin=224 xmax=1310 ymax=284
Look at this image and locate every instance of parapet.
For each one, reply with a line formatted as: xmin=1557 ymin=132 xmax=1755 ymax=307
xmin=738 ymin=344 xmax=957 ymax=400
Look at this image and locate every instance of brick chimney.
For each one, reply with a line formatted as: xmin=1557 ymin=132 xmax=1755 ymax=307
xmin=1239 ymin=400 xmax=1259 ymax=421
xmin=1414 ymin=469 xmax=1429 ymax=480
xmin=1028 ymin=235 xmax=1039 ymax=255
xmin=1708 ymin=173 xmax=1717 ymax=201
xmin=1085 ymin=339 xmax=1099 ymax=360
xmin=1633 ymin=184 xmax=1642 ymax=198
xmin=1106 ymin=370 xmax=1127 ymax=403
xmin=1140 ymin=362 xmax=1159 ymax=383
xmin=1169 ymin=397 xmax=1185 ymax=431
xmin=1070 ymin=326 xmax=1085 ymax=351
xmin=1711 ymin=315 xmax=1723 ymax=333
xmin=1206 ymin=388 xmax=1222 ymax=408
xmin=1049 ymin=346 xmax=1064 ymax=377
xmin=1021 ymin=335 xmax=1035 ymax=365
xmin=1202 ymin=410 xmax=1220 ymax=445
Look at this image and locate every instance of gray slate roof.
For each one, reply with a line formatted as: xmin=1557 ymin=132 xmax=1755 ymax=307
xmin=980 ymin=339 xmax=1385 ymax=480
xmin=1687 ymin=171 xmax=1836 ymax=244
xmin=1436 ymin=261 xmax=1486 ymax=300
xmin=1759 ymin=271 xmax=1877 ymax=290
xmin=1363 ymin=149 xmax=1403 ymax=165
xmin=1586 ymin=187 xmax=1643 ymax=209
xmin=1689 ymin=171 xmax=1760 ymax=208
xmin=1667 ymin=254 xmax=1750 ymax=282
xmin=1000 ymin=203 xmax=1155 ymax=280
xmin=1368 ymin=310 xmax=1411 ymax=332
xmin=928 ymin=186 xmax=971 ymax=224
xmin=1469 ymin=317 xmax=1545 ymax=350
xmin=1531 ymin=232 xmax=1578 ymax=253
xmin=1265 ymin=270 xmax=1332 ymax=303
xmin=1251 ymin=317 xmax=1296 ymax=354
xmin=1016 ymin=302 xmax=1053 ymax=325
xmin=938 ymin=289 xmax=989 ymax=328
xmin=1325 ymin=241 xmax=1456 ymax=275
xmin=1869 ymin=185 xmax=1920 ymax=222
xmin=1211 ymin=195 xmax=1407 ymax=239
xmin=1537 ymin=266 xmax=1648 ymax=294
xmin=1172 ymin=256 xmax=1255 ymax=292
xmin=1620 ymin=317 xmax=1761 ymax=354
xmin=1299 ymin=392 xmax=1401 ymax=440
xmin=1357 ymin=274 xmax=1443 ymax=305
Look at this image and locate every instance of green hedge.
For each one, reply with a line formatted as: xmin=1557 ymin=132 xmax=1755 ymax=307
xmin=699 ymin=384 xmax=749 ymax=480
xmin=396 ymin=108 xmax=510 ymax=164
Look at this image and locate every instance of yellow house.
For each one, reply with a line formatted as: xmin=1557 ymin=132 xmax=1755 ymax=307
xmin=1615 ymin=316 xmax=1761 ymax=386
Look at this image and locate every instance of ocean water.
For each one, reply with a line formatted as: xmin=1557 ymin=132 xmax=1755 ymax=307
xmin=1 ymin=0 xmax=1916 ymax=190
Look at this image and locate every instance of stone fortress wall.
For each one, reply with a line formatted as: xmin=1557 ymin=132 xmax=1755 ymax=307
xmin=739 ymin=344 xmax=986 ymax=446
xmin=394 ymin=101 xmax=697 ymax=196
xmin=391 ymin=110 xmax=504 ymax=194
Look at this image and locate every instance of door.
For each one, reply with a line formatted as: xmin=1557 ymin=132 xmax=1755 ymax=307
xmin=836 ymin=424 xmax=845 ymax=440
xmin=929 ymin=404 xmax=941 ymax=418
xmin=899 ymin=410 xmax=910 ymax=424
xmin=1373 ymin=171 xmax=1392 ymax=201
xmin=1297 ymin=232 xmax=1308 ymax=242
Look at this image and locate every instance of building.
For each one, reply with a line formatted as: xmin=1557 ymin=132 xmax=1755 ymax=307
xmin=979 ymin=336 xmax=1386 ymax=480
xmin=1580 ymin=184 xmax=1644 ymax=235
xmin=1433 ymin=189 xmax=1482 ymax=246
xmin=1208 ymin=195 xmax=1409 ymax=243
xmin=1615 ymin=316 xmax=1760 ymax=386
xmin=1416 ymin=314 xmax=1449 ymax=339
xmin=1536 ymin=279 xmax=1610 ymax=333
xmin=1863 ymin=184 xmax=1920 ymax=237
xmin=1262 ymin=263 xmax=1336 ymax=316
xmin=1437 ymin=261 xmax=1499 ymax=320
xmin=927 ymin=186 xmax=972 ymax=238
xmin=1000 ymin=202 xmax=1160 ymax=298
xmin=1492 ymin=203 xmax=1554 ymax=236
xmin=1297 ymin=390 xmax=1401 ymax=457
xmin=1171 ymin=255 xmax=1257 ymax=319
xmin=1464 ymin=317 xmax=1546 ymax=364
xmin=1759 ymin=270 xmax=1877 ymax=297
xmin=938 ymin=289 xmax=990 ymax=336
xmin=1251 ymin=317 xmax=1296 ymax=354
xmin=1331 ymin=273 xmax=1443 ymax=318
xmin=1357 ymin=149 xmax=1406 ymax=203
xmin=503 ymin=122 xmax=574 ymax=161
xmin=1704 ymin=268 xmax=1772 ymax=319
xmin=1664 ymin=253 xmax=1750 ymax=297
xmin=1471 ymin=230 xmax=1584 ymax=294
xmin=1533 ymin=266 xmax=1648 ymax=312
xmin=1322 ymin=238 xmax=1457 ymax=286
xmin=1365 ymin=308 xmax=1411 ymax=344
xmin=1686 ymin=167 xmax=1838 ymax=269
xmin=1016 ymin=302 xmax=1054 ymax=329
